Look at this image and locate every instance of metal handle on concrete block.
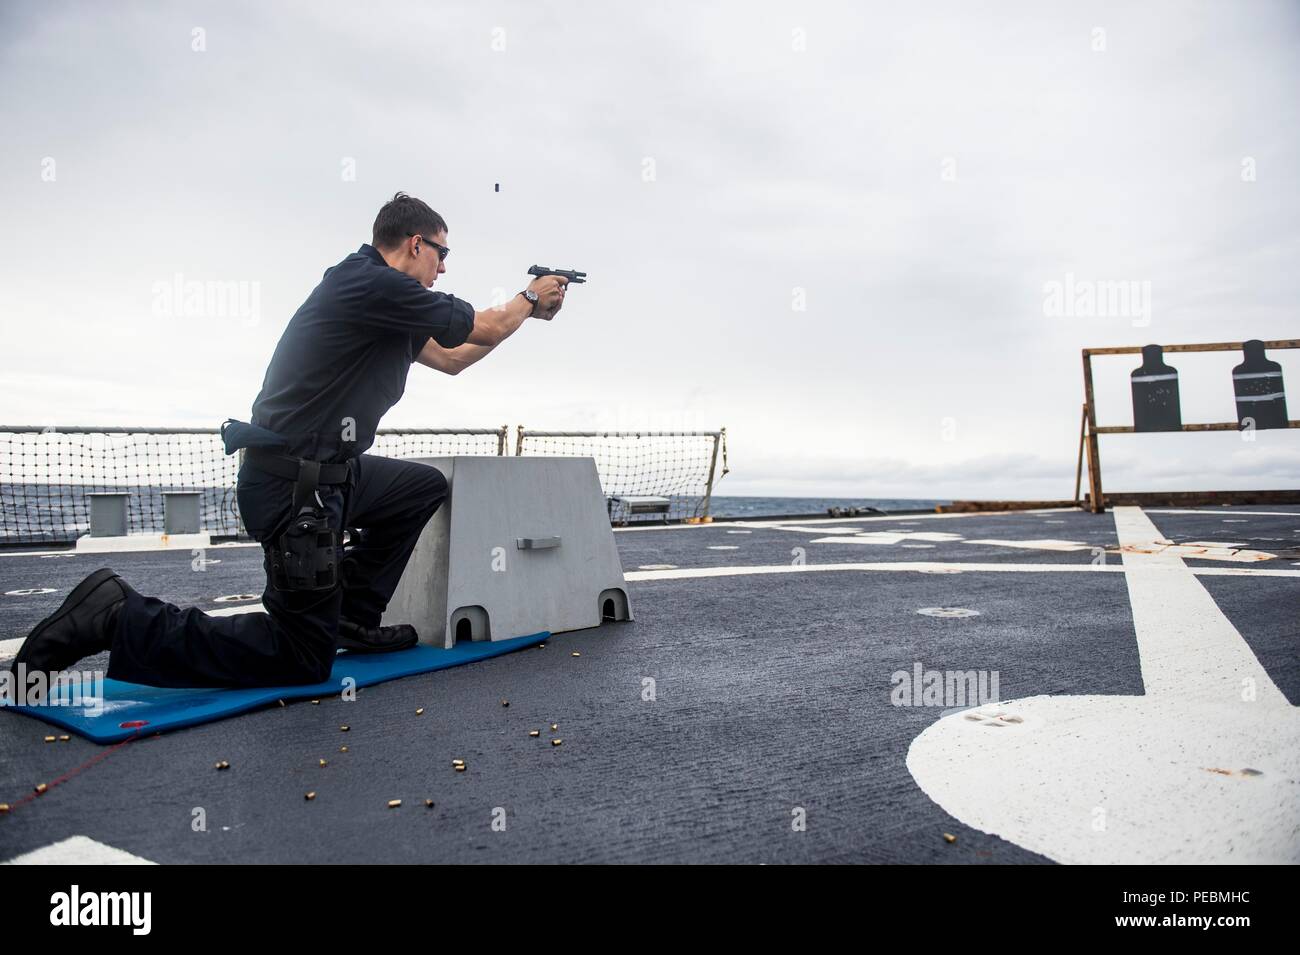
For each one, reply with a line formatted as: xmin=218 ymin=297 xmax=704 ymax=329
xmin=516 ymin=536 xmax=561 ymax=550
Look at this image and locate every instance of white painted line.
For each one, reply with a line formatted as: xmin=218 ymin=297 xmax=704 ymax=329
xmin=3 ymin=835 xmax=157 ymax=865
xmin=0 ymin=636 xmax=25 ymax=660
xmin=812 ymin=535 xmax=903 ymax=545
xmin=624 ymin=562 xmax=1126 ymax=581
xmin=1146 ymin=509 xmax=1299 ymax=517
xmin=907 ymin=506 xmax=1300 ymax=864
xmin=1114 ymin=507 xmax=1287 ymax=703
xmin=768 ymin=526 xmax=869 ymax=535
xmin=811 ymin=531 xmax=964 ymax=545
xmin=624 ymin=561 xmax=1300 ymax=582
xmin=963 ymin=539 xmax=1094 ymax=552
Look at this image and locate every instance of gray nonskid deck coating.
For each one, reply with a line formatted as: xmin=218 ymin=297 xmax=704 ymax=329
xmin=0 ymin=506 xmax=1294 ymax=863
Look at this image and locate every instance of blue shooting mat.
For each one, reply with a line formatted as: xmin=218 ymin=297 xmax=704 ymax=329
xmin=5 ymin=631 xmax=549 ymax=744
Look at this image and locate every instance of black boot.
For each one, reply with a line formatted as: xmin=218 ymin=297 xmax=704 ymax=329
xmin=9 ymin=568 xmax=134 ymax=676
xmin=336 ymin=619 xmax=418 ymax=654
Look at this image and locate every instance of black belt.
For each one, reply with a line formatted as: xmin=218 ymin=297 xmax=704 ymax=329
xmin=243 ymin=448 xmax=352 ymax=484
xmin=243 ymin=447 xmax=353 ymax=516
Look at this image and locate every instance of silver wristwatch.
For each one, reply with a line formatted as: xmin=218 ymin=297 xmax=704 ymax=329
xmin=520 ymin=289 xmax=539 ymax=315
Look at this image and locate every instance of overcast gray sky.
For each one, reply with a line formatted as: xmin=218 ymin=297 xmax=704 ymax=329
xmin=2 ymin=0 xmax=1297 ymax=500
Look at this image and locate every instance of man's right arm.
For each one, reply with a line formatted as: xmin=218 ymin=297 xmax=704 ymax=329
xmin=467 ymin=294 xmax=533 ymax=347
xmin=468 ymin=274 xmax=569 ymax=345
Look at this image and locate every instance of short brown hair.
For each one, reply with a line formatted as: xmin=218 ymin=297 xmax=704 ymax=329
xmin=372 ymin=192 xmax=448 ymax=249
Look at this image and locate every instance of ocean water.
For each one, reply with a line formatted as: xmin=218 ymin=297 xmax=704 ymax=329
xmin=706 ymin=495 xmax=951 ymax=518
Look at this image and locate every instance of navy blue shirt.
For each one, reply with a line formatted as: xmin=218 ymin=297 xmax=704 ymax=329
xmin=250 ymin=244 xmax=475 ymax=462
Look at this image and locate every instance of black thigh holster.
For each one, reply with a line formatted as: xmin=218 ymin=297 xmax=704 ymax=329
xmin=271 ymin=459 xmax=339 ymax=592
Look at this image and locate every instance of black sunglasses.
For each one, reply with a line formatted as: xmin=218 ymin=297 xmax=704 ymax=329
xmin=406 ymin=232 xmax=450 ymax=262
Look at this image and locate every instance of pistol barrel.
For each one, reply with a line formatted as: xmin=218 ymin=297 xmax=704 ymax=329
xmin=527 ymin=265 xmax=587 ymax=284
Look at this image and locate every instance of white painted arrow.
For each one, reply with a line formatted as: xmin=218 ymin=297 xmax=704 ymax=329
xmin=907 ymin=506 xmax=1300 ymax=864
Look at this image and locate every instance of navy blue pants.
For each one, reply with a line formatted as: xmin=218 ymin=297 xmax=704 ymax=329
xmin=105 ymin=455 xmax=447 ymax=688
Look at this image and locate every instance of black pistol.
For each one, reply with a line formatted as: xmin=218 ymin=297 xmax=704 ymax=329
xmin=528 ymin=265 xmax=587 ymax=284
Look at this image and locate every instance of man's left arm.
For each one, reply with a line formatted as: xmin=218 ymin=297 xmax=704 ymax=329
xmin=415 ymin=338 xmax=497 ymax=376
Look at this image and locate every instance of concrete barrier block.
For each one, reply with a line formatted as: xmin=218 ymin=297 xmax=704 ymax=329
xmin=382 ymin=456 xmax=631 ymax=648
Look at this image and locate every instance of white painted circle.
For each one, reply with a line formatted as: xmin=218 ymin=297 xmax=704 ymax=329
xmin=909 ymin=506 xmax=1295 ymax=866
xmin=707 ymin=545 xmax=739 ymax=550
xmin=213 ymin=593 xmax=259 ymax=603
xmin=917 ymin=607 xmax=980 ymax=618
xmin=725 ymin=530 xmax=751 ymax=534
xmin=5 ymin=588 xmax=57 ymax=597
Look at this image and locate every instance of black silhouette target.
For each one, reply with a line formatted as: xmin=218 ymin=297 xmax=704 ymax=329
xmin=1233 ymin=339 xmax=1288 ymax=430
xmin=1130 ymin=344 xmax=1182 ymax=431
